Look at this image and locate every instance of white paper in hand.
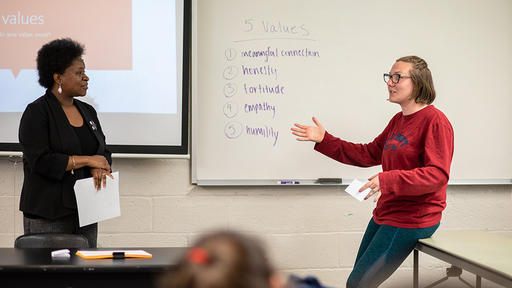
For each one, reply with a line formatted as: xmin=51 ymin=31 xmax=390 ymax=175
xmin=345 ymin=179 xmax=371 ymax=201
xmin=74 ymin=171 xmax=121 ymax=227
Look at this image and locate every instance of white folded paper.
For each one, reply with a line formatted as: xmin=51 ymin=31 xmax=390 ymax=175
xmin=345 ymin=179 xmax=371 ymax=201
xmin=74 ymin=171 xmax=121 ymax=227
xmin=51 ymin=249 xmax=70 ymax=259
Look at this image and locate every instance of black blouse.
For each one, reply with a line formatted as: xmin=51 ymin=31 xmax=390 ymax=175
xmin=72 ymin=122 xmax=99 ymax=156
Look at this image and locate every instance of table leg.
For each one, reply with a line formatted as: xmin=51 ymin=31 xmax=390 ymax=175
xmin=414 ymin=249 xmax=419 ymax=288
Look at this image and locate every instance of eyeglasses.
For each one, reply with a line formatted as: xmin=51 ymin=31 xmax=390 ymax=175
xmin=383 ymin=73 xmax=411 ymax=84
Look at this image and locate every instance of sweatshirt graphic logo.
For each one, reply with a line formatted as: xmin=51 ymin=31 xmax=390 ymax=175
xmin=384 ymin=133 xmax=409 ymax=151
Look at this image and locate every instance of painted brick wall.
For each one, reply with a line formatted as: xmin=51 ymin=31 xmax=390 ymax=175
xmin=1 ymin=157 xmax=510 ymax=287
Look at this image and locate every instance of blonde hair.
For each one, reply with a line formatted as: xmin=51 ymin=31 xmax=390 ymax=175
xmin=396 ymin=56 xmax=436 ymax=104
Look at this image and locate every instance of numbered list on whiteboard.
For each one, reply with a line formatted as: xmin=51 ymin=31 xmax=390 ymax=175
xmin=221 ymin=18 xmax=321 ymax=148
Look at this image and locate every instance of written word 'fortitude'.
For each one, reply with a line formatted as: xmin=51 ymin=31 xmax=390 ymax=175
xmin=243 ymin=83 xmax=285 ymax=95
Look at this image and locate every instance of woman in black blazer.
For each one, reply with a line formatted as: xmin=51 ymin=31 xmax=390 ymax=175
xmin=18 ymin=38 xmax=112 ymax=248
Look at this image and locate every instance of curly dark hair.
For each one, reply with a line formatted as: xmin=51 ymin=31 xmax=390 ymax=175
xmin=36 ymin=38 xmax=84 ymax=88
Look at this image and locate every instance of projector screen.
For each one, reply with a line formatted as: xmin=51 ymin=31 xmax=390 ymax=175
xmin=0 ymin=0 xmax=189 ymax=155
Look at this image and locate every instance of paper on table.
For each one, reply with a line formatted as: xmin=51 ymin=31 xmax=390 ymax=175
xmin=74 ymin=171 xmax=120 ymax=227
xmin=76 ymin=250 xmax=152 ymax=259
xmin=345 ymin=179 xmax=371 ymax=201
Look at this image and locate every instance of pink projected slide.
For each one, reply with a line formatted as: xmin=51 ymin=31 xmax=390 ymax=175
xmin=1 ymin=0 xmax=180 ymax=147
xmin=0 ymin=0 xmax=132 ymax=77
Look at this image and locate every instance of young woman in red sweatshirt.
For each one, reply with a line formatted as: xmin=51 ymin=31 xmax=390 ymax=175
xmin=291 ymin=56 xmax=454 ymax=288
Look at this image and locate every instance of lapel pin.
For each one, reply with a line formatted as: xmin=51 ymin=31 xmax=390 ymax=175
xmin=89 ymin=120 xmax=97 ymax=131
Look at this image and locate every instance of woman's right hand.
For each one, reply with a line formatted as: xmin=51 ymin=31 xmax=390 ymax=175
xmin=291 ymin=117 xmax=326 ymax=143
xmin=87 ymin=155 xmax=111 ymax=171
xmin=91 ymin=167 xmax=114 ymax=190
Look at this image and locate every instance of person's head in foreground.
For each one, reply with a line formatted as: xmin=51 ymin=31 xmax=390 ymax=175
xmin=159 ymin=230 xmax=278 ymax=288
xmin=159 ymin=230 xmax=333 ymax=288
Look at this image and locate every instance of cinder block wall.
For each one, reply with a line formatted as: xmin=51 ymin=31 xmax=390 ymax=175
xmin=1 ymin=156 xmax=510 ymax=288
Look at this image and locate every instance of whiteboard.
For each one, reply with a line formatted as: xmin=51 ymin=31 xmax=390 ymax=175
xmin=192 ymin=0 xmax=512 ymax=184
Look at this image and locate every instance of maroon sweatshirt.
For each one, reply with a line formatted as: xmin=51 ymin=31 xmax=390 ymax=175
xmin=315 ymin=105 xmax=454 ymax=228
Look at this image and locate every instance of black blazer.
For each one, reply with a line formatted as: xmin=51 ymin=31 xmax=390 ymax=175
xmin=19 ymin=90 xmax=112 ymax=220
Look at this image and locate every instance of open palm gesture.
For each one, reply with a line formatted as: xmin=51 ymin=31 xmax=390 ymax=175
xmin=291 ymin=117 xmax=326 ymax=143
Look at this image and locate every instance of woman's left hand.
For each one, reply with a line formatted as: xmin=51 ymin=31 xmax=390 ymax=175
xmin=360 ymin=173 xmax=381 ymax=202
xmin=91 ymin=168 xmax=113 ymax=190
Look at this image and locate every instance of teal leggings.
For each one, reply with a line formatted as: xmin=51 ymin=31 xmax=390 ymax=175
xmin=346 ymin=218 xmax=439 ymax=288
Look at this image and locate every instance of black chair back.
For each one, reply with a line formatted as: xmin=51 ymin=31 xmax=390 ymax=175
xmin=14 ymin=233 xmax=89 ymax=249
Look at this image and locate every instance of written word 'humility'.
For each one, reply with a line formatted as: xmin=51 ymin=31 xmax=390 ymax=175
xmin=245 ymin=125 xmax=279 ymax=146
